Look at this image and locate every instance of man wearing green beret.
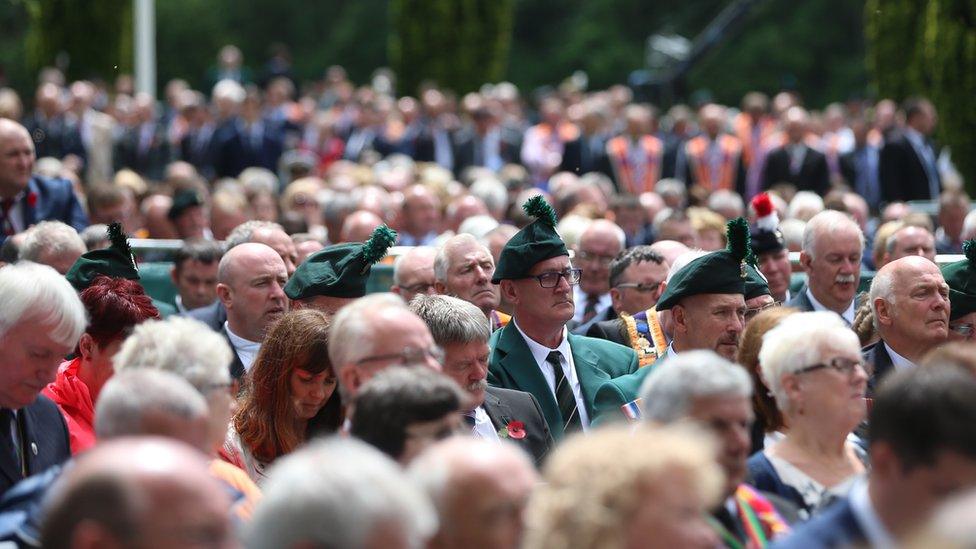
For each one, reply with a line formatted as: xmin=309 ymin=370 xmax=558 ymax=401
xmin=591 ymin=218 xmax=755 ymax=424
xmin=168 ymin=189 xmax=211 ymax=241
xmin=487 ymin=196 xmax=639 ymax=440
xmin=284 ymin=225 xmax=397 ymax=315
xmin=942 ymin=240 xmax=976 ymax=343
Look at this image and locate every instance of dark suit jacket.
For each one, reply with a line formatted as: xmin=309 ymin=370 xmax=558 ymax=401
xmin=1 ymin=176 xmax=89 ymax=247
xmin=482 ymin=387 xmax=553 ymax=466
xmin=571 ymin=307 xmax=618 ymax=337
xmin=0 ymin=395 xmax=71 ymax=497
xmin=487 ymin=323 xmax=638 ymax=440
xmin=23 ymin=113 xmax=85 ymax=161
xmin=215 ymin=119 xmax=284 ymax=178
xmin=787 ymin=288 xmax=815 ymax=312
xmin=113 ymin=123 xmax=173 ymax=181
xmin=452 ymin=126 xmax=521 ymax=176
xmin=862 ymin=340 xmax=895 ymax=395
xmin=880 ymin=130 xmax=941 ymax=203
xmin=221 ymin=327 xmax=247 ymax=381
xmin=770 ymin=498 xmax=867 ymax=549
xmin=183 ymin=300 xmax=227 ymax=332
xmin=762 ymin=145 xmax=830 ymax=196
xmin=560 ymin=134 xmax=612 ymax=177
xmin=584 ymin=318 xmax=628 ymax=346
xmin=179 ymin=125 xmax=220 ymax=180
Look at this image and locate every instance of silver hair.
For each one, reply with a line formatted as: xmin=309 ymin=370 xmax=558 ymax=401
xmin=457 ymin=215 xmax=500 ymax=239
xmin=868 ymin=268 xmax=897 ymax=332
xmin=246 ymin=437 xmax=437 ymax=549
xmin=78 ymin=224 xmax=110 ymax=250
xmin=654 ymin=179 xmax=687 ymax=204
xmin=0 ymin=261 xmax=86 ymax=346
xmin=787 ymin=191 xmax=825 ymax=222
xmin=469 ymin=178 xmax=507 ymax=215
xmin=581 ymin=219 xmax=626 ymax=249
xmin=113 ymin=316 xmax=232 ymax=392
xmin=433 ymin=234 xmax=490 ymax=283
xmin=393 ymin=246 xmax=438 ymax=287
xmin=329 ymin=293 xmax=407 ymax=368
xmin=962 ymin=210 xmax=976 ymax=241
xmin=211 ymin=79 xmax=245 ymax=104
xmin=758 ymin=311 xmax=861 ymax=411
xmin=639 ymin=350 xmax=752 ymax=424
xmin=223 ymin=220 xmax=287 ymax=251
xmin=707 ymin=190 xmax=745 ymax=216
xmin=94 ymin=368 xmax=209 ymax=440
xmin=409 ymin=294 xmax=490 ymax=346
xmin=801 ymin=209 xmax=864 ymax=259
xmin=19 ymin=221 xmax=85 ymax=262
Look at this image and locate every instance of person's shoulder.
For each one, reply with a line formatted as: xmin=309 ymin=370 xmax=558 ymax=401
xmin=570 ymin=333 xmax=634 ymax=357
xmin=30 ymin=174 xmax=73 ymax=194
xmin=770 ymin=498 xmax=861 ymax=549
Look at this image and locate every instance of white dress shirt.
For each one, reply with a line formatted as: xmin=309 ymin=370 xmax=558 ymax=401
xmin=224 ymin=322 xmax=261 ymax=373
xmin=572 ymin=286 xmax=612 ymax=324
xmin=513 ymin=321 xmax=590 ymax=428
xmin=806 ymin=288 xmax=855 ymax=326
xmin=469 ymin=405 xmax=501 ymax=442
xmin=884 ymin=342 xmax=917 ymax=371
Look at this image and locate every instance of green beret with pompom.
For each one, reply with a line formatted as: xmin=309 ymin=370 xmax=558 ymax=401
xmin=65 ymin=222 xmax=140 ymax=291
xmin=492 ymin=195 xmax=569 ymax=283
xmin=284 ymin=225 xmax=397 ymax=300
xmin=941 ymin=240 xmax=976 ymax=320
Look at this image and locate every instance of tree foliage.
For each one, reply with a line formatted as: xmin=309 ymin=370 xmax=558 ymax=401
xmin=866 ymin=0 xmax=976 ymax=191
xmin=389 ymin=0 xmax=514 ymax=96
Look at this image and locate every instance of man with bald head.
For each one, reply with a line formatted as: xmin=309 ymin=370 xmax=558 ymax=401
xmin=434 ymin=234 xmax=505 ymax=328
xmin=648 ymin=239 xmax=690 ymax=267
xmin=762 ymin=106 xmax=830 ymax=195
xmin=40 ymin=438 xmax=233 ymax=549
xmin=392 ymin=246 xmax=438 ymax=304
xmin=0 ymin=119 xmax=88 ymax=245
xmin=864 ymin=255 xmax=950 ymax=391
xmin=341 ymin=209 xmax=384 ymax=243
xmin=880 ymin=224 xmax=936 ymax=267
xmin=216 ymin=242 xmax=289 ymax=378
xmin=399 ymin=184 xmax=442 ymax=246
xmin=410 ymin=437 xmax=539 ymax=549
xmin=571 ymin=219 xmax=626 ymax=334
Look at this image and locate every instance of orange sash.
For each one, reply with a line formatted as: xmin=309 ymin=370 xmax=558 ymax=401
xmin=685 ymin=134 xmax=742 ymax=191
xmin=606 ymin=135 xmax=663 ymax=195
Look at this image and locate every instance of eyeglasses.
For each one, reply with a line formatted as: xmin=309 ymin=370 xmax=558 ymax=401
xmin=526 ymin=268 xmax=582 ymax=288
xmin=949 ymin=323 xmax=975 ymax=337
xmin=577 ymin=251 xmax=616 ymax=266
xmin=398 ymin=282 xmax=435 ymax=295
xmin=355 ymin=345 xmax=445 ymax=367
xmin=615 ymin=281 xmax=663 ymax=293
xmin=794 ymin=357 xmax=865 ymax=376
xmin=744 ymin=300 xmax=782 ymax=320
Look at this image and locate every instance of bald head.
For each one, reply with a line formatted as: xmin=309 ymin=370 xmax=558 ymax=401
xmin=0 ymin=118 xmax=35 ymax=196
xmin=393 ymin=245 xmax=438 ymax=303
xmin=217 ymin=242 xmax=289 ymax=341
xmin=649 ymin=240 xmax=691 ymax=267
xmin=41 ymin=438 xmax=232 ymax=549
xmin=871 ymin=255 xmax=949 ymax=361
xmin=784 ymin=106 xmax=809 ymax=144
xmin=884 ymin=225 xmax=936 ymax=265
xmin=341 ymin=209 xmax=384 ymax=243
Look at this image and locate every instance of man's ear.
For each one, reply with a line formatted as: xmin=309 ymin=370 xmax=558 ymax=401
xmin=433 ymin=280 xmax=447 ymax=295
xmin=874 ymin=297 xmax=892 ymax=327
xmin=78 ymin=333 xmax=95 ymax=360
xmin=499 ymin=280 xmax=518 ymax=305
xmin=670 ymin=304 xmax=687 ymax=334
xmin=216 ymin=283 xmax=232 ymax=308
xmin=799 ymin=251 xmax=813 ymax=274
xmin=609 ymin=287 xmax=623 ymax=312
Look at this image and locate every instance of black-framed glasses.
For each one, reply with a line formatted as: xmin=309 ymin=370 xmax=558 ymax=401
xmin=355 ymin=345 xmax=445 ymax=367
xmin=795 ymin=357 xmax=864 ymax=376
xmin=949 ymin=323 xmax=975 ymax=337
xmin=526 ymin=268 xmax=582 ymax=288
xmin=615 ymin=281 xmax=663 ymax=293
xmin=577 ymin=251 xmax=616 ymax=266
xmin=744 ymin=300 xmax=782 ymax=320
xmin=398 ymin=282 xmax=435 ymax=295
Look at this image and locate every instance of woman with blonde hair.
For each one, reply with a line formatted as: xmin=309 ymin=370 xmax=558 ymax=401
xmin=221 ymin=308 xmax=342 ymax=484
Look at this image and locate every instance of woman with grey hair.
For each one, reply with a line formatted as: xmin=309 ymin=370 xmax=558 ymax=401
xmin=747 ymin=311 xmax=868 ymax=518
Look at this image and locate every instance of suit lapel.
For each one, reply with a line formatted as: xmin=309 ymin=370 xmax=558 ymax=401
xmin=0 ymin=417 xmax=20 ymax=484
xmin=491 ymin=325 xmax=562 ymax=438
xmin=221 ymin=328 xmax=246 ymax=380
xmin=567 ymin=334 xmax=611 ymax=417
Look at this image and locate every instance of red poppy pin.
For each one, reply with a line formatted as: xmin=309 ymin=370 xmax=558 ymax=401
xmin=498 ymin=420 xmax=526 ymax=440
xmin=26 ymin=192 xmax=37 ymax=207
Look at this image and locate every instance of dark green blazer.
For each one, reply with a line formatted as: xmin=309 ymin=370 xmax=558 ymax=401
xmin=591 ymin=353 xmax=669 ymax=426
xmin=487 ymin=322 xmax=638 ymax=440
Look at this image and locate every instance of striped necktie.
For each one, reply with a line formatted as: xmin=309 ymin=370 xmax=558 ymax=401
xmin=546 ymin=351 xmax=582 ymax=433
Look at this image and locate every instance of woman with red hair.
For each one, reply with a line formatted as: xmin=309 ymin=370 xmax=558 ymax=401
xmin=42 ymin=275 xmax=160 ymax=454
xmin=221 ymin=308 xmax=341 ymax=484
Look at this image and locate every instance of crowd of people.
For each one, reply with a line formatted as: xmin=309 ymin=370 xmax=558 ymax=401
xmin=0 ymin=43 xmax=975 ymax=548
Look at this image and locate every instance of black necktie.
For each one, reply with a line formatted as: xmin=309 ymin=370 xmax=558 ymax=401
xmin=0 ymin=409 xmax=23 ymax=477
xmin=546 ymin=351 xmax=582 ymax=433
xmin=582 ymin=294 xmax=600 ymax=324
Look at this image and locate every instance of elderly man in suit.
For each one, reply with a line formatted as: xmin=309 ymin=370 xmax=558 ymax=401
xmin=0 ymin=262 xmax=86 ymax=496
xmin=789 ymin=210 xmax=864 ymax=325
xmin=487 ymin=197 xmax=638 ymax=441
xmin=773 ymin=365 xmax=976 ymax=548
xmin=863 ymin=256 xmax=949 ymax=392
xmin=411 ymin=294 xmax=553 ymax=465
xmin=0 ymin=119 xmax=88 ymax=246
xmin=570 ymin=219 xmax=626 ymax=335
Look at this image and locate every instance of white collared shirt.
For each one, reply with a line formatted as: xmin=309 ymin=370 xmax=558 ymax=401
xmin=805 ymin=287 xmax=855 ymax=326
xmin=512 ymin=320 xmax=590 ymax=429
xmin=848 ymin=480 xmax=897 ymax=548
xmin=572 ymin=286 xmax=612 ymax=323
xmin=224 ymin=322 xmax=261 ymax=373
xmin=469 ymin=405 xmax=501 ymax=442
xmin=883 ymin=342 xmax=917 ymax=371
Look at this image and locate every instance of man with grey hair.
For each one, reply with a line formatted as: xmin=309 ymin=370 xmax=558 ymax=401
xmin=571 ymin=219 xmax=626 ymax=334
xmin=410 ymin=294 xmax=553 ymax=464
xmin=18 ymin=220 xmax=86 ymax=274
xmin=391 ymin=245 xmax=438 ymax=304
xmin=246 ymin=437 xmax=437 ymax=549
xmin=864 ymin=255 xmax=950 ymax=390
xmin=434 ymin=234 xmax=508 ymax=329
xmin=0 ymin=262 xmax=85 ymax=495
xmin=409 ymin=437 xmax=539 ymax=549
xmin=790 ymin=209 xmax=865 ymax=325
xmin=638 ymin=350 xmax=791 ymax=545
xmin=880 ymin=224 xmax=936 ymax=267
xmin=330 ymin=293 xmax=442 ymax=401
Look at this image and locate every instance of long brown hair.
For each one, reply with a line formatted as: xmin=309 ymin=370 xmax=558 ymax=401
xmin=736 ymin=306 xmax=798 ymax=434
xmin=234 ymin=308 xmax=342 ymax=463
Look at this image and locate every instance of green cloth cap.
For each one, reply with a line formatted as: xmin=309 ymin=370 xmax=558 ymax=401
xmin=941 ymin=239 xmax=976 ymax=320
xmin=492 ymin=196 xmax=568 ymax=283
xmin=656 ymin=217 xmax=753 ymax=310
xmin=65 ymin=223 xmax=140 ymax=291
xmin=744 ymin=264 xmax=771 ymax=300
xmin=284 ymin=225 xmax=397 ymax=300
xmin=168 ymin=189 xmax=205 ymax=220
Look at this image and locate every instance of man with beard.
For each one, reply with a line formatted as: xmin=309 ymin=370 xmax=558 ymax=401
xmin=864 ymin=255 xmax=950 ymax=392
xmin=789 ymin=210 xmax=864 ymax=325
xmin=411 ymin=294 xmax=553 ymax=465
xmin=434 ymin=234 xmax=510 ymax=331
xmin=216 ymin=242 xmax=289 ymax=379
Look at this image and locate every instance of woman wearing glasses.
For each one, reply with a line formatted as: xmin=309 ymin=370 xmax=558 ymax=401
xmin=746 ymin=311 xmax=869 ymax=519
xmin=221 ymin=309 xmax=342 ymax=484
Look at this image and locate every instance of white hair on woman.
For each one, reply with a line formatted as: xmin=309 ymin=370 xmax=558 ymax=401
xmin=113 ymin=316 xmax=231 ymax=391
xmin=639 ymin=350 xmax=752 ymax=424
xmin=246 ymin=437 xmax=437 ymax=549
xmin=0 ymin=261 xmax=86 ymax=346
xmin=758 ymin=311 xmax=861 ymax=411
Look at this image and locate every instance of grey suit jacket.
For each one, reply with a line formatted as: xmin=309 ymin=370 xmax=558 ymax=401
xmin=482 ymin=387 xmax=554 ymax=466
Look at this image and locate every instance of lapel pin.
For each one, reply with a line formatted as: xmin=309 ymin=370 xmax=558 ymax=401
xmin=30 ymin=442 xmax=37 ymax=456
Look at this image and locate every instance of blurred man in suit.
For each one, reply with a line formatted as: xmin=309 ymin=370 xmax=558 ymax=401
xmin=762 ymin=107 xmax=829 ymax=196
xmin=880 ymin=98 xmax=940 ymax=203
